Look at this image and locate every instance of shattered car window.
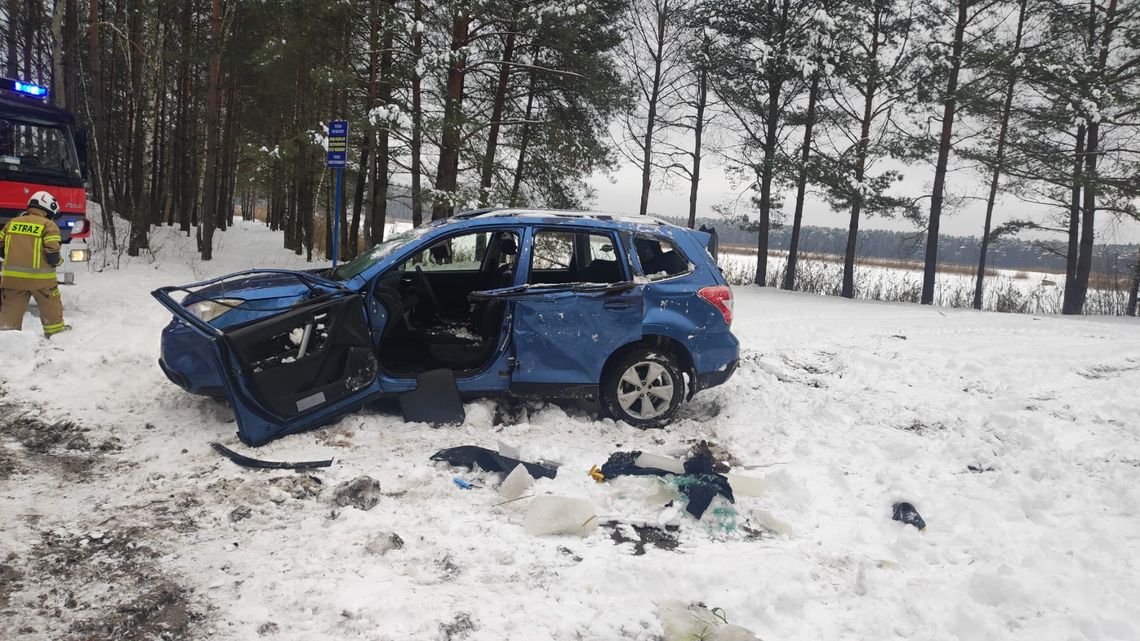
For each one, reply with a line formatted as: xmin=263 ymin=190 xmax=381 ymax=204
xmin=634 ymin=236 xmax=692 ymax=281
xmin=331 ymin=226 xmax=432 ymax=280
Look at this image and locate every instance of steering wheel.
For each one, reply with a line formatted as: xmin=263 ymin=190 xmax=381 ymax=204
xmin=414 ymin=265 xmax=443 ymax=314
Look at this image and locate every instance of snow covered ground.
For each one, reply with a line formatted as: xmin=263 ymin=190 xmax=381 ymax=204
xmin=2 ymin=220 xmax=1140 ymax=640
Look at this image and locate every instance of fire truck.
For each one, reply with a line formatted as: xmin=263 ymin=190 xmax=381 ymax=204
xmin=0 ymin=77 xmax=91 ymax=284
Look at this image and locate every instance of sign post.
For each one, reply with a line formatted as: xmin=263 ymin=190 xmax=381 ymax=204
xmin=327 ymin=120 xmax=348 ymax=269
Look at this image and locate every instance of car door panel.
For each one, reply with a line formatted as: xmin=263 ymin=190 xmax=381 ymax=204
xmin=153 ymin=276 xmax=384 ymax=446
xmin=509 ymin=286 xmax=644 ymax=384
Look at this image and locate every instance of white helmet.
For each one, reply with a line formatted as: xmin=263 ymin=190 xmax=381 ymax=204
xmin=27 ymin=190 xmax=60 ymax=218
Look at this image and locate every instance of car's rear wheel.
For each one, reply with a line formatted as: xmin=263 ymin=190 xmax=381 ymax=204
xmin=601 ymin=347 xmax=684 ymax=428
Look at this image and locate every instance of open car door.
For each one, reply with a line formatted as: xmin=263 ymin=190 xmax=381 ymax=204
xmin=153 ymin=271 xmax=382 ymax=446
xmin=470 ymin=281 xmax=644 ymax=390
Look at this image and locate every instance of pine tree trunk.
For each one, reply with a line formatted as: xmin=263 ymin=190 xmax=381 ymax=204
xmin=177 ymin=0 xmax=193 ymax=233
xmin=410 ymin=0 xmax=424 ymax=227
xmin=50 ymin=0 xmax=66 ymax=108
xmin=63 ymin=0 xmax=78 ymax=111
xmin=6 ymin=0 xmax=18 ymax=78
xmin=921 ymin=0 xmax=968 ymax=305
xmin=479 ymin=30 xmax=517 ymax=207
xmin=754 ymin=0 xmax=791 ymax=287
xmin=973 ymin=0 xmax=1027 ymax=311
xmin=1127 ymin=248 xmax=1140 ymax=317
xmin=842 ymin=9 xmax=883 ymax=299
xmin=1063 ymin=125 xmax=1086 ymax=309
xmin=785 ymin=71 xmax=818 ymax=291
xmin=363 ymin=0 xmax=379 ymax=242
xmin=126 ymin=0 xmax=148 ymax=256
xmin=432 ymin=10 xmax=470 ymax=220
xmin=1066 ymin=0 xmax=1118 ymax=315
xmin=349 ymin=141 xmax=370 ymax=257
xmin=638 ymin=6 xmax=669 ymax=217
xmin=369 ymin=0 xmax=396 ymax=242
xmin=686 ymin=53 xmax=707 ymax=230
xmin=199 ymin=0 xmax=222 ymax=260
xmin=510 ymin=46 xmax=540 ymax=207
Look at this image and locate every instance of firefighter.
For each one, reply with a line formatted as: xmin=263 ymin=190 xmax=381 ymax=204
xmin=0 ymin=191 xmax=69 ymax=337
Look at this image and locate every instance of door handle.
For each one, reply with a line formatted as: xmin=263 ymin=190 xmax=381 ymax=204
xmin=604 ymin=300 xmax=635 ymax=310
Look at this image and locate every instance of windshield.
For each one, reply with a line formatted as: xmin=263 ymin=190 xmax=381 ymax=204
xmin=0 ymin=117 xmax=82 ymax=185
xmin=331 ymin=226 xmax=433 ymax=280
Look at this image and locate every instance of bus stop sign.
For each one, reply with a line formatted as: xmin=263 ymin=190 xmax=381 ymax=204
xmin=327 ymin=120 xmax=348 ymax=168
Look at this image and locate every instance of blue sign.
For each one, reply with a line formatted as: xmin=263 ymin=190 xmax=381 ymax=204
xmin=327 ymin=120 xmax=348 ymax=168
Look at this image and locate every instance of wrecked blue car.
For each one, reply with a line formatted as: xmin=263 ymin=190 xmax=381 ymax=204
xmin=153 ymin=209 xmax=739 ymax=446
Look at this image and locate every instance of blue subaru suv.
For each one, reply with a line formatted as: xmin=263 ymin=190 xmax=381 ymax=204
xmin=154 ymin=209 xmax=738 ymax=446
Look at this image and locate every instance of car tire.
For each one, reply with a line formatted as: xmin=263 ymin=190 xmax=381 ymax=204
xmin=601 ymin=347 xmax=685 ymax=429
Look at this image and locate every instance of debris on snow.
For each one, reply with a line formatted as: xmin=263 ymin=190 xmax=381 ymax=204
xmin=332 ymin=476 xmax=382 ymax=511
xmin=210 ymin=442 xmax=334 ymax=470
xmin=657 ymin=600 xmax=761 ymax=641
xmin=892 ymin=501 xmax=926 ymax=530
xmin=524 ymin=496 xmax=598 ymax=537
xmin=364 ymin=532 xmax=405 ymax=556
xmin=430 ymin=445 xmax=558 ymax=479
xmin=498 ymin=464 xmax=534 ymax=500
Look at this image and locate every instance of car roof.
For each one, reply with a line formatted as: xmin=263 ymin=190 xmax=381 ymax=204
xmin=452 ymin=207 xmax=677 ymax=232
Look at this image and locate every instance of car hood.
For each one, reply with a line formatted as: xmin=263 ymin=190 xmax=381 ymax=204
xmin=181 ymin=269 xmax=344 ymax=329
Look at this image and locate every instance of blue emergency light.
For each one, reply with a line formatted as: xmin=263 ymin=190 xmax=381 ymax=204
xmin=1 ymin=78 xmax=49 ymax=98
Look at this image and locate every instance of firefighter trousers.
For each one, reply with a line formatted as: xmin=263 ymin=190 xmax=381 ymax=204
xmin=0 ymin=287 xmax=66 ymax=335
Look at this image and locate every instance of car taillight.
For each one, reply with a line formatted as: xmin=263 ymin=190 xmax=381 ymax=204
xmin=698 ymin=285 xmax=733 ymax=326
xmin=70 ymin=218 xmax=89 ymax=238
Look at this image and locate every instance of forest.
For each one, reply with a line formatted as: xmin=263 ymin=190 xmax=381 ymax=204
xmin=1 ymin=0 xmax=1138 ymax=315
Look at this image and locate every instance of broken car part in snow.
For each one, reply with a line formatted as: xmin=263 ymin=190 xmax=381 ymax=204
xmin=397 ymin=368 xmax=465 ymax=425
xmin=892 ymin=502 xmax=927 ymax=530
xmin=524 ymin=496 xmax=598 ymax=537
xmin=657 ymin=600 xmax=761 ymax=641
xmin=209 ymin=442 xmax=333 ymax=470
xmin=498 ymin=463 xmax=535 ymax=500
xmin=430 ymin=445 xmax=558 ymax=480
xmin=595 ymin=450 xmax=748 ymax=519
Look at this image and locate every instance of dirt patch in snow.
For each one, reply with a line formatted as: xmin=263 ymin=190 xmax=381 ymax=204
xmin=7 ymin=527 xmax=199 ymax=640
xmin=606 ymin=522 xmax=680 ymax=555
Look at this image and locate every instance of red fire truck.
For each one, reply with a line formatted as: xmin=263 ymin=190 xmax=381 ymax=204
xmin=0 ymin=77 xmax=91 ymax=284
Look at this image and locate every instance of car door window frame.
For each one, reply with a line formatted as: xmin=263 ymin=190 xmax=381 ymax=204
xmin=630 ymin=232 xmax=694 ymax=283
xmin=525 ymin=226 xmax=630 ymax=285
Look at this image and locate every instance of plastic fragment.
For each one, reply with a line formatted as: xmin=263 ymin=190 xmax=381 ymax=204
xmin=524 ymin=496 xmax=598 ymax=537
xmin=499 ymin=464 xmax=534 ymax=500
xmin=892 ymin=501 xmax=926 ymax=530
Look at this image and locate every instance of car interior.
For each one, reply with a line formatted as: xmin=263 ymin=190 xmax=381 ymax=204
xmin=372 ymin=229 xmax=520 ymax=375
xmin=372 ymin=227 xmax=631 ymax=376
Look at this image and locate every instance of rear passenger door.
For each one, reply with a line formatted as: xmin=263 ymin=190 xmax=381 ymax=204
xmin=508 ymin=228 xmax=643 ymax=387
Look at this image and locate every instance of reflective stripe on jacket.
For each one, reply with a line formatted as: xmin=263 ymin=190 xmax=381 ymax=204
xmin=0 ymin=211 xmax=62 ymax=290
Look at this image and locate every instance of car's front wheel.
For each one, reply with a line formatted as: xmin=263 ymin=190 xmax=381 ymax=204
xmin=601 ymin=348 xmax=684 ymax=428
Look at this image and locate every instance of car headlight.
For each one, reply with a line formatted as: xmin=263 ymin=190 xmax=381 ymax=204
xmin=186 ymin=298 xmax=243 ymax=323
xmin=69 ymin=248 xmax=90 ymax=262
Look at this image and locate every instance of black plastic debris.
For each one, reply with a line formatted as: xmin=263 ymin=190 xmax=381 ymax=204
xmin=597 ymin=450 xmax=734 ymax=519
xmin=892 ymin=502 xmax=926 ymax=530
xmin=210 ymin=442 xmax=333 ymax=470
xmin=430 ymin=445 xmax=558 ymax=479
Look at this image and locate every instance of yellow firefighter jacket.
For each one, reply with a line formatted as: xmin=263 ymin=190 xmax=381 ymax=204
xmin=0 ymin=209 xmax=63 ymax=290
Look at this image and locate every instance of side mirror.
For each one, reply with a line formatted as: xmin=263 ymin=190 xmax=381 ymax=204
xmin=74 ymin=127 xmax=89 ymax=180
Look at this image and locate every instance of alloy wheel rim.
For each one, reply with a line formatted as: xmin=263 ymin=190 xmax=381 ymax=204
xmin=616 ymin=360 xmax=674 ymax=420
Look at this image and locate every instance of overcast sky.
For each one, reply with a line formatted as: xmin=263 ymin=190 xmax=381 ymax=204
xmin=588 ymin=160 xmax=1140 ymax=245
